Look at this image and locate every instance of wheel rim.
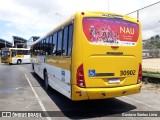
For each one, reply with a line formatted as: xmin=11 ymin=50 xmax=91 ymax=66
xmin=18 ymin=60 xmax=21 ymax=64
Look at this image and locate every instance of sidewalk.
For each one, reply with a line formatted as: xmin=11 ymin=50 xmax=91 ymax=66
xmin=142 ymin=58 xmax=160 ymax=72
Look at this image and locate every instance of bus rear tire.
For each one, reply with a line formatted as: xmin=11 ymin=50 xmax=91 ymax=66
xmin=17 ymin=59 xmax=22 ymax=64
xmin=44 ymin=71 xmax=50 ymax=91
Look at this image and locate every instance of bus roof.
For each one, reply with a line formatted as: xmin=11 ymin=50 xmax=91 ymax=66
xmin=32 ymin=14 xmax=75 ymax=46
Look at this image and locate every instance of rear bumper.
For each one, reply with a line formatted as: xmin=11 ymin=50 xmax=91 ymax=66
xmin=72 ymin=82 xmax=142 ymax=101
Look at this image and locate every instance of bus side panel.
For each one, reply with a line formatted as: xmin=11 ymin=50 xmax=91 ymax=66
xmin=46 ymin=57 xmax=72 ymax=99
xmin=11 ymin=55 xmax=31 ymax=64
xmin=22 ymin=55 xmax=31 ymax=63
xmin=33 ymin=55 xmax=45 ymax=79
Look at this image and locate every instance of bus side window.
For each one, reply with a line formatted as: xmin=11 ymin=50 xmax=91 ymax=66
xmin=46 ymin=37 xmax=49 ymax=55
xmin=62 ymin=26 xmax=68 ymax=56
xmin=39 ymin=41 xmax=42 ymax=55
xmin=48 ymin=35 xmax=53 ymax=55
xmin=40 ymin=41 xmax=43 ymax=55
xmin=44 ymin=39 xmax=46 ymax=55
xmin=23 ymin=50 xmax=30 ymax=55
xmin=52 ymin=33 xmax=57 ymax=55
xmin=56 ymin=30 xmax=62 ymax=56
xmin=33 ymin=46 xmax=35 ymax=55
xmin=11 ymin=50 xmax=16 ymax=57
xmin=17 ymin=50 xmax=23 ymax=55
xmin=31 ymin=48 xmax=33 ymax=57
xmin=35 ymin=44 xmax=38 ymax=55
xmin=68 ymin=24 xmax=73 ymax=57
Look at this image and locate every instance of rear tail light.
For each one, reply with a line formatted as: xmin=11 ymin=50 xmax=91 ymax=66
xmin=76 ymin=64 xmax=86 ymax=88
xmin=137 ymin=63 xmax=142 ymax=84
xmin=111 ymin=46 xmax=119 ymax=49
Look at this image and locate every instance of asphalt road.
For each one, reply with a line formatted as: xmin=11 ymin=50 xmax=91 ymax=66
xmin=0 ymin=63 xmax=160 ymax=120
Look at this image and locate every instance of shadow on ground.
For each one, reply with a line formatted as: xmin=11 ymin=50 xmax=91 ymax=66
xmin=31 ymin=72 xmax=136 ymax=119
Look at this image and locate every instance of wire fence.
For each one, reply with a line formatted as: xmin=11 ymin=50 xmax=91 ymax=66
xmin=127 ymin=1 xmax=160 ymax=72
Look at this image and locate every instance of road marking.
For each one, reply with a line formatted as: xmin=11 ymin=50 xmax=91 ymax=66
xmin=123 ymin=96 xmax=160 ymax=110
xmin=25 ymin=74 xmax=52 ymax=120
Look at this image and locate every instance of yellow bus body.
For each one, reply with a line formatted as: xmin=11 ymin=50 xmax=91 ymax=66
xmin=1 ymin=48 xmax=31 ymax=64
xmin=70 ymin=12 xmax=142 ymax=100
xmin=32 ymin=11 xmax=142 ymax=101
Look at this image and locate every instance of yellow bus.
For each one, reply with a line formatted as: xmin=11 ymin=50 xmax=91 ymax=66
xmin=1 ymin=48 xmax=31 ymax=65
xmin=31 ymin=11 xmax=142 ymax=101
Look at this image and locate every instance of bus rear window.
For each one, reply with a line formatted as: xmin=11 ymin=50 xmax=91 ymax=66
xmin=82 ymin=17 xmax=139 ymax=46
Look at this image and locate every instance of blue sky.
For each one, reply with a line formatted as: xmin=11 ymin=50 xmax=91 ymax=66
xmin=0 ymin=0 xmax=160 ymax=43
xmin=0 ymin=20 xmax=19 ymax=39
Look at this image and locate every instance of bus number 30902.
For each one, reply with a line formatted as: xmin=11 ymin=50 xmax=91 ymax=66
xmin=120 ymin=70 xmax=136 ymax=76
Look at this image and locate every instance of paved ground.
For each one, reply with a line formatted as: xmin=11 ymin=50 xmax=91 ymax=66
xmin=143 ymin=58 xmax=160 ymax=72
xmin=0 ymin=63 xmax=160 ymax=120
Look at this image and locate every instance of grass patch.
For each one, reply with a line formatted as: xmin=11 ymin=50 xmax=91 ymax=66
xmin=143 ymin=71 xmax=160 ymax=77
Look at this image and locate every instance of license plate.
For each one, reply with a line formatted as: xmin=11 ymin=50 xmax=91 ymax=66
xmin=108 ymin=78 xmax=120 ymax=84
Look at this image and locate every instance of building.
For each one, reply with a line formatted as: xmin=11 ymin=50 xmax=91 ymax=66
xmin=0 ymin=38 xmax=12 ymax=49
xmin=23 ymin=36 xmax=40 ymax=49
xmin=28 ymin=36 xmax=40 ymax=42
xmin=12 ymin=36 xmax=27 ymax=48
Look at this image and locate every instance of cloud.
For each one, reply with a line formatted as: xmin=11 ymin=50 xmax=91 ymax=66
xmin=0 ymin=0 xmax=160 ymax=42
xmin=128 ymin=1 xmax=160 ymax=39
xmin=139 ymin=2 xmax=160 ymax=28
xmin=0 ymin=0 xmax=57 ymax=42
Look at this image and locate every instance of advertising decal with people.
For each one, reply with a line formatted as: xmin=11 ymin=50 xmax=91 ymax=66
xmin=83 ymin=17 xmax=139 ymax=46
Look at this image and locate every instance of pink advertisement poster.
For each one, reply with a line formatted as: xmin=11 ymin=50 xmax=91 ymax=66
xmin=82 ymin=17 xmax=139 ymax=46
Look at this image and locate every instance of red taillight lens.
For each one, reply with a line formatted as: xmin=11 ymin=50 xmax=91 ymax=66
xmin=76 ymin=64 xmax=86 ymax=88
xmin=137 ymin=63 xmax=142 ymax=84
xmin=111 ymin=46 xmax=119 ymax=49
